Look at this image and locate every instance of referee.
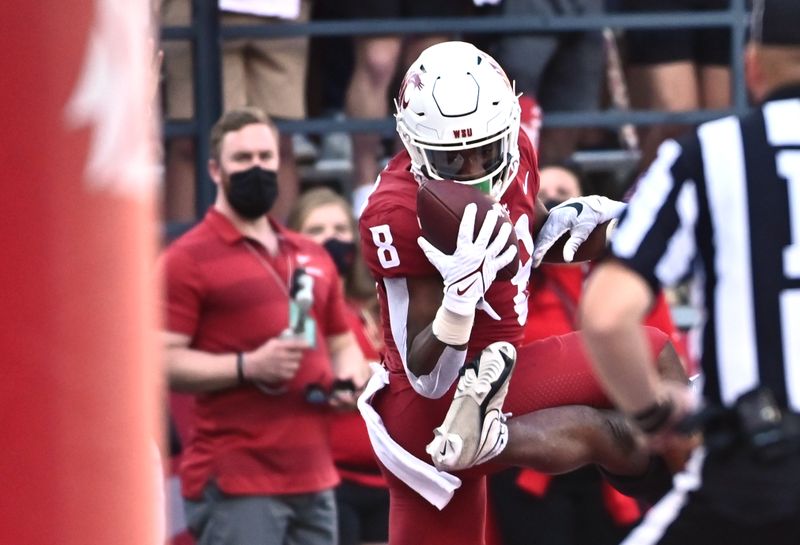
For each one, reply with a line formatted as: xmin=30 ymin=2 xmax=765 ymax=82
xmin=579 ymin=1 xmax=800 ymax=544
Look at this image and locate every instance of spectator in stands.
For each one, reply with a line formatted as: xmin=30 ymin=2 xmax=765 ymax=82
xmin=340 ymin=0 xmax=469 ymax=215
xmin=159 ymin=107 xmax=368 ymax=545
xmin=305 ymin=2 xmax=355 ymax=172
xmin=160 ymin=0 xmax=313 ymax=223
xmin=619 ymin=0 xmax=732 ymax=171
xmin=489 ymin=0 xmax=607 ymax=167
xmin=288 ymin=187 xmax=389 ymax=545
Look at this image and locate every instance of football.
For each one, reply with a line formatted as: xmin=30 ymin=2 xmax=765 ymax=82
xmin=417 ymin=179 xmax=519 ymax=280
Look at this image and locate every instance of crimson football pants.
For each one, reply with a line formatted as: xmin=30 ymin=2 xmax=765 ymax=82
xmin=372 ymin=328 xmax=669 ymax=545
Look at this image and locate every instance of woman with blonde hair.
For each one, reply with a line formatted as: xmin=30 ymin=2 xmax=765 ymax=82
xmin=288 ymin=187 xmax=388 ymax=545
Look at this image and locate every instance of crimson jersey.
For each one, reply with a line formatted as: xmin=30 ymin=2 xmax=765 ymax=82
xmin=359 ymin=131 xmax=541 ymax=375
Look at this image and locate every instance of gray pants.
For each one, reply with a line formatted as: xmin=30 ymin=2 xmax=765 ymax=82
xmin=493 ymin=0 xmax=605 ymax=111
xmin=185 ymin=481 xmax=338 ymax=545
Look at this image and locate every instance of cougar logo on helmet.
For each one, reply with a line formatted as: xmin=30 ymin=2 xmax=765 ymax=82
xmin=394 ymin=41 xmax=521 ymax=199
xmin=487 ymin=58 xmax=512 ymax=90
xmin=398 ymin=72 xmax=423 ymax=111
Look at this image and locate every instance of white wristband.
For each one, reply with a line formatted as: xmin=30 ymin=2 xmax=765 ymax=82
xmin=431 ymin=305 xmax=474 ymax=346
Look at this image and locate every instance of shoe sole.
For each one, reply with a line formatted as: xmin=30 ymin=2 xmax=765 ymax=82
xmin=429 ymin=343 xmax=516 ymax=470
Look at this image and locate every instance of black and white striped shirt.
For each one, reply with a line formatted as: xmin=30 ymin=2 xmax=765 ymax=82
xmin=611 ymin=85 xmax=800 ymax=411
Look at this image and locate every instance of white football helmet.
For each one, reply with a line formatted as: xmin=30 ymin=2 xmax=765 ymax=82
xmin=395 ymin=41 xmax=521 ymax=200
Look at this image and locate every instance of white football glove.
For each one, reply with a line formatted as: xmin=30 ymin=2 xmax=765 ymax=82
xmin=531 ymin=195 xmax=626 ymax=267
xmin=418 ymin=203 xmax=517 ymax=317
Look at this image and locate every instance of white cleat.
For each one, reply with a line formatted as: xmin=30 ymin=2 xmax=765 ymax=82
xmin=426 ymin=341 xmax=517 ymax=471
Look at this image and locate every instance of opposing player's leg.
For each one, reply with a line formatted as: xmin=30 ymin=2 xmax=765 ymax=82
xmin=498 ymin=405 xmax=650 ymax=476
xmin=495 ymin=330 xmax=687 ymax=502
xmin=499 ymin=329 xmax=689 ymax=485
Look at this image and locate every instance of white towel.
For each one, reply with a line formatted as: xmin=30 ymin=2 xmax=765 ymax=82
xmin=357 ymin=363 xmax=462 ymax=510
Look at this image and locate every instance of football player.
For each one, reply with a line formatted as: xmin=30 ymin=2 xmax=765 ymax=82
xmin=357 ymin=41 xmax=687 ymax=545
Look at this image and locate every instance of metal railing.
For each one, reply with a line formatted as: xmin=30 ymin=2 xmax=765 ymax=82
xmin=161 ymin=0 xmax=750 ymax=225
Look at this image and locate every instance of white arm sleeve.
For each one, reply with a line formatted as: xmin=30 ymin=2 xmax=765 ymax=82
xmin=404 ymin=346 xmax=466 ymax=399
xmin=383 ymin=277 xmax=467 ymax=399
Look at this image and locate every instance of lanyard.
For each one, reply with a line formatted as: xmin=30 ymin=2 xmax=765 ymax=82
xmin=242 ymin=238 xmax=311 ymax=397
xmin=243 ymin=238 xmax=295 ymax=298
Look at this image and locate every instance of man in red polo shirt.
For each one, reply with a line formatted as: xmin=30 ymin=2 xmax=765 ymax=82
xmin=160 ymin=107 xmax=368 ymax=545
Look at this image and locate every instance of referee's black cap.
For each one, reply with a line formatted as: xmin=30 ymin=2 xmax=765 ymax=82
xmin=751 ymin=0 xmax=800 ymax=46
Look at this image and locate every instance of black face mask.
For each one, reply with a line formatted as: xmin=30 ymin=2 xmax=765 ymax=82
xmin=225 ymin=166 xmax=279 ymax=219
xmin=323 ymin=238 xmax=357 ymax=276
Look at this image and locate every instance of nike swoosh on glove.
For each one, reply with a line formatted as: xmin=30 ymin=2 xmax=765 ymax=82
xmin=531 ymin=195 xmax=626 ymax=267
xmin=418 ymin=203 xmax=517 ymax=317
